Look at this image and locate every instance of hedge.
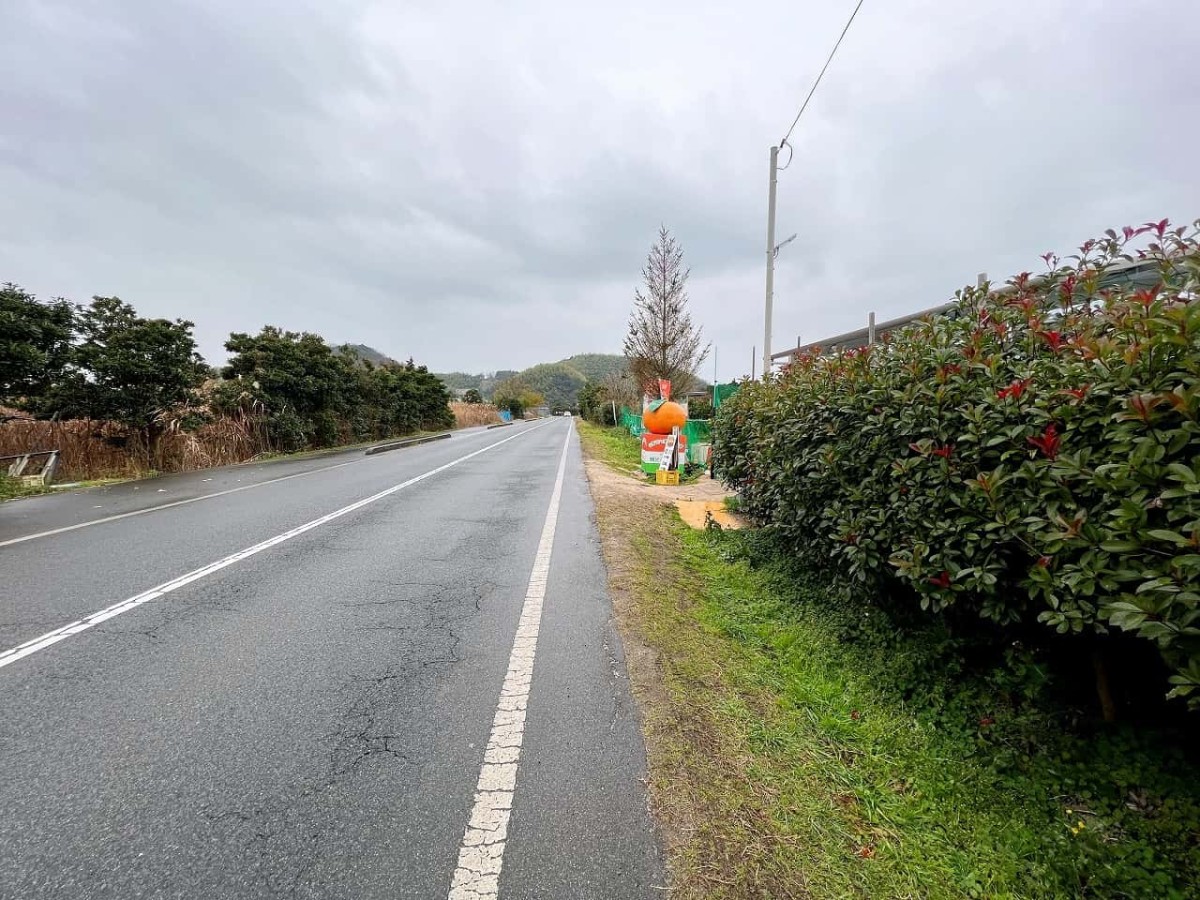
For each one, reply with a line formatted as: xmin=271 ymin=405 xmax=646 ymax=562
xmin=715 ymin=221 xmax=1200 ymax=709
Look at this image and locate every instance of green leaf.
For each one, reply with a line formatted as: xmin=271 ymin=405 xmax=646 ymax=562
xmin=1166 ymin=462 xmax=1197 ymax=483
xmin=1100 ymin=540 xmax=1141 ymax=553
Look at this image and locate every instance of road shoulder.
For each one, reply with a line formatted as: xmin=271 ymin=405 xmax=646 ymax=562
xmin=579 ymin=436 xmax=812 ymax=898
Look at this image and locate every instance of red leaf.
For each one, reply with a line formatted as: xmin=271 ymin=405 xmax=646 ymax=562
xmin=997 ymin=379 xmax=1032 ymax=401
xmin=1027 ymin=424 xmax=1061 ymax=460
xmin=1060 ymin=274 xmax=1077 ymax=301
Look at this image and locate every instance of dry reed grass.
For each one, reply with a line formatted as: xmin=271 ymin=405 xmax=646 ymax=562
xmin=450 ymin=402 xmax=502 ymax=429
xmin=0 ymin=415 xmax=268 ymax=481
xmin=2 ymin=402 xmax=500 ymax=482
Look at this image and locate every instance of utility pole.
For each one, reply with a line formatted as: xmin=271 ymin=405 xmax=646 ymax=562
xmin=751 ymin=345 xmax=756 ymax=380
xmin=712 ymin=346 xmax=718 ymax=408
xmin=763 ymin=145 xmax=779 ymax=379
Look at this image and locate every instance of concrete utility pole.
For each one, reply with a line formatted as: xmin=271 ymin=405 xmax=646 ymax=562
xmin=712 ymin=346 xmax=718 ymax=408
xmin=762 ymin=145 xmax=779 ymax=379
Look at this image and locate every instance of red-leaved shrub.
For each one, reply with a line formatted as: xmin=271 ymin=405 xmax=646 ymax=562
xmin=716 ymin=221 xmax=1200 ymax=706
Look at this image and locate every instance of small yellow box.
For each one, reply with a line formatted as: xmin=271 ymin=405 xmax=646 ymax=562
xmin=655 ymin=470 xmax=680 ymax=486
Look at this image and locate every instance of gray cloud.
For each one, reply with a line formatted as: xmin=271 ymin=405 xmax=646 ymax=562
xmin=2 ymin=0 xmax=1197 ymax=376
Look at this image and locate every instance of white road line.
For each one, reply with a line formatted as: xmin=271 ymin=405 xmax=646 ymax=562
xmin=448 ymin=425 xmax=572 ymax=900
xmin=0 ymin=420 xmax=555 ymax=673
xmin=0 ymin=424 xmax=526 ymax=549
xmin=0 ymin=460 xmax=360 ymax=549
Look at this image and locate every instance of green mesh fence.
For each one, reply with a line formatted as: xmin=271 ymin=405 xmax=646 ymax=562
xmin=619 ymin=407 xmax=712 ymax=465
xmin=713 ymin=382 xmax=740 ymax=408
xmin=683 ymin=420 xmax=711 ymax=444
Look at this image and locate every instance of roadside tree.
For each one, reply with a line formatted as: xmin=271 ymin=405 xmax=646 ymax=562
xmin=623 ymin=226 xmax=710 ymax=396
xmin=0 ymin=283 xmax=76 ymax=409
xmin=39 ymin=296 xmax=207 ymax=451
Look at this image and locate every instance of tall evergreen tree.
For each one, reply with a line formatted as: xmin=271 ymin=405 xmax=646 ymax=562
xmin=622 ymin=226 xmax=709 ymax=396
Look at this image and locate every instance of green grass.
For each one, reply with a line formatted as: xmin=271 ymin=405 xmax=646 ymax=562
xmin=1 ymin=472 xmax=156 ymax=501
xmin=577 ymin=420 xmax=643 ymax=473
xmin=0 ymin=473 xmax=48 ymax=500
xmin=620 ymin=510 xmax=1200 ymax=898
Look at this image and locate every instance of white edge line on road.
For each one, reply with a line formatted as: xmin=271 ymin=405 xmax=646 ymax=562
xmin=0 ymin=460 xmax=357 ymax=548
xmin=0 ymin=424 xmax=528 ymax=550
xmin=0 ymin=420 xmax=556 ymax=673
xmin=448 ymin=424 xmax=572 ymax=900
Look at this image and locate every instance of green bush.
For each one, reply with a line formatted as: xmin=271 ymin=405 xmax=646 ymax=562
xmin=715 ymin=221 xmax=1200 ymax=708
xmin=577 ymin=381 xmax=616 ymax=425
xmin=687 ymin=394 xmax=714 ymax=420
xmin=216 ymin=328 xmax=453 ymax=450
xmin=503 ymin=397 xmax=524 ymax=420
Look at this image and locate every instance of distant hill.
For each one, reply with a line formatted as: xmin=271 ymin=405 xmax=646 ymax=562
xmin=435 ymin=353 xmax=716 ymax=407
xmin=557 ymin=353 xmax=626 ymax=383
xmin=498 ymin=362 xmax=588 ymax=410
xmin=501 ymin=355 xmax=630 ymax=410
xmin=338 ymin=344 xmax=396 ymax=366
xmin=434 ymin=370 xmax=519 ymax=399
xmin=439 ymin=354 xmax=622 ymax=387
xmin=436 ymin=371 xmax=483 ymax=392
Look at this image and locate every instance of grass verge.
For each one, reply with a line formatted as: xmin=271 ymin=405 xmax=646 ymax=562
xmin=578 ymin=420 xmax=644 ymax=473
xmin=581 ymin=435 xmax=1200 ymax=899
xmin=0 ymin=474 xmax=51 ymax=501
xmin=1 ymin=472 xmax=158 ymax=502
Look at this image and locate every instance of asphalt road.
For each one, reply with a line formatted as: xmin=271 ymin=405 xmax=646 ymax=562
xmin=0 ymin=419 xmax=663 ymax=899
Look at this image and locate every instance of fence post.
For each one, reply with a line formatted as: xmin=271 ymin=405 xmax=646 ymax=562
xmin=868 ymin=312 xmax=876 ymax=345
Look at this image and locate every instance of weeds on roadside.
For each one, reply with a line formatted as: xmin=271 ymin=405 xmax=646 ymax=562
xmin=687 ymin=523 xmax=1200 ymax=898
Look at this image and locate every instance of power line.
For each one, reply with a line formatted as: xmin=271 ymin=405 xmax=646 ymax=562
xmin=778 ymin=0 xmax=866 ymax=149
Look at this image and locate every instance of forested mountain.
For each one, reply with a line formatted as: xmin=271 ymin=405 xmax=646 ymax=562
xmin=437 ymin=355 xmax=625 ymax=407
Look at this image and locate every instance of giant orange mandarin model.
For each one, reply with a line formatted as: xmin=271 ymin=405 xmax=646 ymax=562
xmin=639 ymin=384 xmax=688 ymax=474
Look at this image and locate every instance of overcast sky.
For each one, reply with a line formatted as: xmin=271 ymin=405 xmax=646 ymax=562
xmin=2 ymin=0 xmax=1197 ymax=378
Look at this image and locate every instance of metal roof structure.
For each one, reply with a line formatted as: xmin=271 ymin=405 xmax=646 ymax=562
xmin=770 ymin=256 xmax=1171 ymax=364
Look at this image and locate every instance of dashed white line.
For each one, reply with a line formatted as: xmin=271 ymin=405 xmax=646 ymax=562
xmin=0 ymin=420 xmax=554 ymax=673
xmin=448 ymin=425 xmax=572 ymax=900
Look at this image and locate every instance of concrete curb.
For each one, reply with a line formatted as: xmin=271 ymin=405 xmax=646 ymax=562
xmin=364 ymin=432 xmax=452 ymax=456
xmin=486 ymin=421 xmax=515 ymax=429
